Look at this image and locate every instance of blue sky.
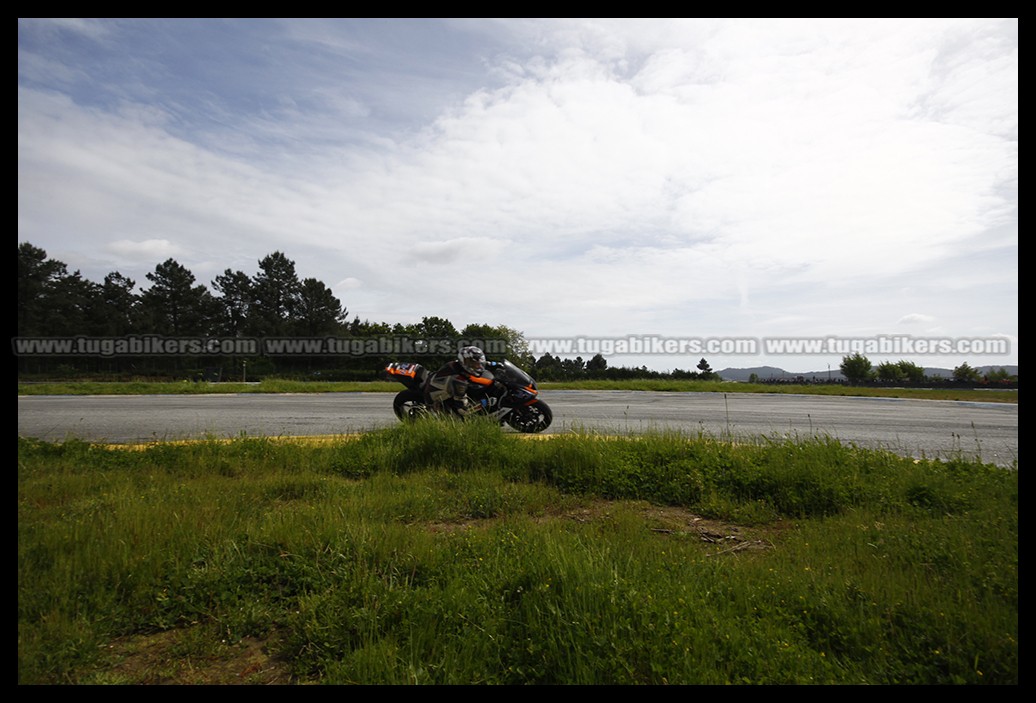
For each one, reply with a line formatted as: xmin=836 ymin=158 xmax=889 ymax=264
xmin=18 ymin=18 xmax=1017 ymax=373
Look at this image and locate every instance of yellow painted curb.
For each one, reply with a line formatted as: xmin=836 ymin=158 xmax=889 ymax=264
xmin=96 ymin=435 xmax=361 ymax=451
xmin=95 ymin=432 xmax=576 ymax=451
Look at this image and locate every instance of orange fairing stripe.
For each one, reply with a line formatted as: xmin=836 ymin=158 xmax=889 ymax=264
xmin=468 ymin=375 xmax=493 ymax=386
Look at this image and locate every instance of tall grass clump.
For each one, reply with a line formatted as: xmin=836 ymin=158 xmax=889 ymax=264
xmin=506 ymin=431 xmax=866 ymax=522
xmin=19 ymin=423 xmax=1016 ymax=684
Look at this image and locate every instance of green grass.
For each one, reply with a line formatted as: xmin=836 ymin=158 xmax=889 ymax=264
xmin=19 ymin=420 xmax=1017 ymax=684
xmin=17 ymin=378 xmax=1017 ymax=403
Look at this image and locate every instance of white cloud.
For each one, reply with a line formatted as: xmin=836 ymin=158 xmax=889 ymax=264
xmin=898 ymin=313 xmax=936 ymax=325
xmin=106 ymin=238 xmax=184 ymax=260
xmin=17 ymin=18 xmax=1017 ymax=371
xmin=335 ymin=277 xmax=363 ymax=290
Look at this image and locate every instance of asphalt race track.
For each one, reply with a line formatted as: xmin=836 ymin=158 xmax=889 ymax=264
xmin=17 ymin=390 xmax=1018 ymax=467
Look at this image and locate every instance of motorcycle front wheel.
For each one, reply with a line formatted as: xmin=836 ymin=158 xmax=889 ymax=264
xmin=505 ymin=400 xmax=553 ymax=433
xmin=393 ymin=388 xmax=427 ymax=421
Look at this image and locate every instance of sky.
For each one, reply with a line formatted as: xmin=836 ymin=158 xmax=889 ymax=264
xmin=18 ymin=18 xmax=1017 ymax=374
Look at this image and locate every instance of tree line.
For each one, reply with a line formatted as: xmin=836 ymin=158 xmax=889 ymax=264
xmin=16 ymin=242 xmax=724 ymax=382
xmin=21 ymin=242 xmax=1007 ymax=386
xmin=835 ymin=352 xmax=1015 ymax=387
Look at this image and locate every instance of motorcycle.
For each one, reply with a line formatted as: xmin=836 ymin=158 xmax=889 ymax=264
xmin=383 ymin=359 xmax=553 ymax=433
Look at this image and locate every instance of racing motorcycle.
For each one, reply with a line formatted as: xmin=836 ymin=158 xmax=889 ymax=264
xmin=383 ymin=359 xmax=553 ymax=433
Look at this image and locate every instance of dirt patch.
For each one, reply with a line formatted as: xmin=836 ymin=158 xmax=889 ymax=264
xmin=560 ymin=500 xmax=783 ymax=554
xmin=428 ymin=499 xmax=785 ymax=554
xmin=101 ymin=629 xmax=297 ymax=685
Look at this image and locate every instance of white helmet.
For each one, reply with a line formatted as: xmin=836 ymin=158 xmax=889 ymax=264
xmin=458 ymin=346 xmax=486 ymax=376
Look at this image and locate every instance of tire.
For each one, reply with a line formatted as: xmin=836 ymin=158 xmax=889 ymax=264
xmin=393 ymin=388 xmax=427 ymax=421
xmin=505 ymin=400 xmax=553 ymax=433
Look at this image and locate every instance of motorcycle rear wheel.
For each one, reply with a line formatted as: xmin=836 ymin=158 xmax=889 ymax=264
xmin=393 ymin=388 xmax=427 ymax=421
xmin=505 ymin=400 xmax=553 ymax=433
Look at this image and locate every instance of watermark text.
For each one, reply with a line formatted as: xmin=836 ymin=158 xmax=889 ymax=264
xmin=12 ymin=334 xmax=1010 ymax=358
xmin=12 ymin=335 xmax=509 ymax=357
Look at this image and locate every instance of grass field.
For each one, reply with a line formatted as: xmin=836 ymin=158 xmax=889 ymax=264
xmin=18 ymin=418 xmax=1017 ymax=684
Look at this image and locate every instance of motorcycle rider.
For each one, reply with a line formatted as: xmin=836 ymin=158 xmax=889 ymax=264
xmin=424 ymin=345 xmax=496 ymax=417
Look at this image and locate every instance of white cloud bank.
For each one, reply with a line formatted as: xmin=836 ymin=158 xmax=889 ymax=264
xmin=18 ymin=18 xmax=1017 ymax=371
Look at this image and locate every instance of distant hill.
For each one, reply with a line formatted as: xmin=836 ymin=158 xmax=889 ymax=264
xmin=718 ymin=366 xmax=802 ymax=382
xmin=718 ymin=365 xmax=1017 ymax=382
